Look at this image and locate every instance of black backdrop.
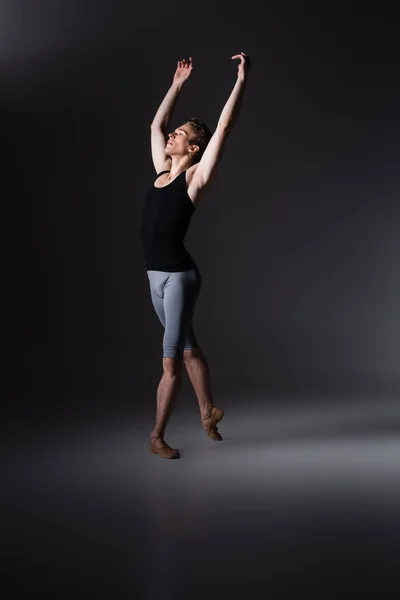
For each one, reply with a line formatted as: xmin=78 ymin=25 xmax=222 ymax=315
xmin=4 ymin=1 xmax=400 ymax=417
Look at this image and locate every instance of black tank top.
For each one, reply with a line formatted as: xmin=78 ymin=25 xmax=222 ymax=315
xmin=140 ymin=169 xmax=197 ymax=272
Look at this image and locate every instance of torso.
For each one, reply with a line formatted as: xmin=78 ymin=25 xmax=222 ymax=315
xmin=153 ymin=163 xmax=208 ymax=207
xmin=141 ymin=163 xmax=199 ymax=272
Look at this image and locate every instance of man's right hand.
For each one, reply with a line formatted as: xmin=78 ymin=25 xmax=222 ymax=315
xmin=173 ymin=57 xmax=193 ymax=85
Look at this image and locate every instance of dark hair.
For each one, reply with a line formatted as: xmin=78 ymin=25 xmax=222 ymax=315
xmin=186 ymin=117 xmax=212 ymax=163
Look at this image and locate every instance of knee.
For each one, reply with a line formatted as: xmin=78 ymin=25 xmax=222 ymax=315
xmin=163 ymin=357 xmax=183 ymax=377
xmin=183 ymin=348 xmax=202 ymax=365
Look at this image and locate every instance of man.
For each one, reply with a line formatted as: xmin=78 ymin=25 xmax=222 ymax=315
xmin=140 ymin=52 xmax=251 ymax=458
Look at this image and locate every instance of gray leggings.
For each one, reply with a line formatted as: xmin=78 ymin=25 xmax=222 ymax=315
xmin=147 ymin=266 xmax=202 ymax=360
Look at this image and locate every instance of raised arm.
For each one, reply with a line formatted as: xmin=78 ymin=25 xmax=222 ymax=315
xmin=150 ymin=58 xmax=193 ymax=173
xmin=189 ymin=52 xmax=251 ymax=192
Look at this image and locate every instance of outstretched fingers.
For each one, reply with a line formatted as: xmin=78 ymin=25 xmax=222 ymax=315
xmin=178 ymin=56 xmax=193 ymax=68
xmin=173 ymin=56 xmax=194 ymax=84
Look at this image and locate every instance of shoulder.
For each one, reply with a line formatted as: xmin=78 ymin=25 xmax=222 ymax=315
xmin=158 ymin=157 xmax=172 ymax=174
xmin=185 ymin=162 xmax=216 ymax=207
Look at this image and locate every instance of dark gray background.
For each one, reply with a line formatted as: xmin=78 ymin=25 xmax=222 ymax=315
xmin=3 ymin=3 xmax=400 ymax=599
xmin=3 ymin=0 xmax=400 ymax=416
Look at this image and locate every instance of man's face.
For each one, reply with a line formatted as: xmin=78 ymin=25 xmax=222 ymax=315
xmin=166 ymin=123 xmax=198 ymax=158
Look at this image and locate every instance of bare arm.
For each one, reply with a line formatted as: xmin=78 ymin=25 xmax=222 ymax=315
xmin=150 ymin=58 xmax=193 ymax=173
xmin=217 ymin=70 xmax=248 ymax=130
xmin=150 ymin=80 xmax=184 ymax=131
xmin=189 ymin=52 xmax=251 ymax=191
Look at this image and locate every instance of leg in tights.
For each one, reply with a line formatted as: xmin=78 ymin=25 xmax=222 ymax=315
xmin=148 ymin=269 xmax=202 ymax=444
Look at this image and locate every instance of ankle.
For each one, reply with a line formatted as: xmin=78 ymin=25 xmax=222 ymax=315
xmin=201 ymin=406 xmax=214 ymax=420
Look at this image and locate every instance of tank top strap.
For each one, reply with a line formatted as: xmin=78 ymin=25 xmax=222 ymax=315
xmin=155 ymin=170 xmax=170 ymax=180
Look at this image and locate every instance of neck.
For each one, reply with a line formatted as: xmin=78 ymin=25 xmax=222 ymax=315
xmin=168 ymin=155 xmax=193 ymax=177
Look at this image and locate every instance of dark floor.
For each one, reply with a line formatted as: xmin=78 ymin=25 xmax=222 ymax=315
xmin=3 ymin=394 xmax=400 ymax=599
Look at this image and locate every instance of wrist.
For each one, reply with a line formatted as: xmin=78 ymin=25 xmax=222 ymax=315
xmin=172 ymin=79 xmax=184 ymax=91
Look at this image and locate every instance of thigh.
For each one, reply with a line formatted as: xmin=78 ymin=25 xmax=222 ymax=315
xmin=163 ymin=268 xmax=201 ymax=347
xmin=147 ymin=270 xmax=168 ymax=328
xmin=184 ymin=322 xmax=199 ymax=351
